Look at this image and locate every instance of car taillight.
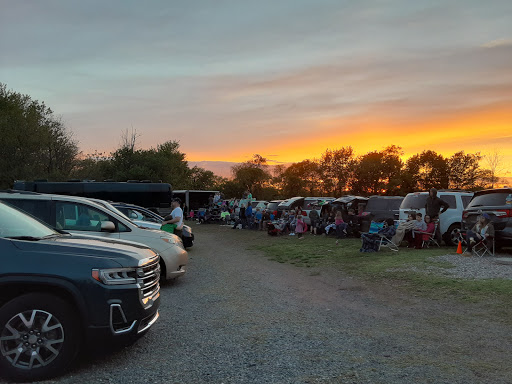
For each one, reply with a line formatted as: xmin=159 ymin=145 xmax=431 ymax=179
xmin=462 ymin=210 xmax=468 ymax=219
xmin=495 ymin=209 xmax=512 ymax=218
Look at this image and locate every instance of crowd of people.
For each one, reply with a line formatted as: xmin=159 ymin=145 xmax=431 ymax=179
xmin=186 ymin=188 xmax=494 ymax=255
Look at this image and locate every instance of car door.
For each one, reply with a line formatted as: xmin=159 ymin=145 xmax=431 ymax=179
xmin=438 ymin=194 xmax=457 ymax=234
xmin=54 ymin=201 xmax=123 ymax=239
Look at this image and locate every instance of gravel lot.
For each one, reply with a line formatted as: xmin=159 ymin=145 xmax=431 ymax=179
xmin=3 ymin=225 xmax=512 ymax=384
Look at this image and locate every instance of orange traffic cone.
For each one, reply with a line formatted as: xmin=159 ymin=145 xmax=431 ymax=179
xmin=456 ymin=241 xmax=463 ymax=254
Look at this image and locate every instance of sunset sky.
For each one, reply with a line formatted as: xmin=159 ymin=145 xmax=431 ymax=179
xmin=1 ymin=0 xmax=511 ymax=175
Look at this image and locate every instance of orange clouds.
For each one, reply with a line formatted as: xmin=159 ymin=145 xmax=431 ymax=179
xmin=187 ymin=102 xmax=512 ymax=176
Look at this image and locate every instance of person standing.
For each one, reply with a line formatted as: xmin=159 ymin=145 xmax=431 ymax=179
xmin=245 ymin=202 xmax=253 ymax=229
xmin=425 ymin=188 xmax=450 ymax=243
xmin=309 ymin=208 xmax=319 ymax=235
xmin=295 ymin=215 xmax=307 ymax=239
xmin=162 ymin=198 xmax=184 ymax=236
xmin=239 ymin=204 xmax=247 ymax=229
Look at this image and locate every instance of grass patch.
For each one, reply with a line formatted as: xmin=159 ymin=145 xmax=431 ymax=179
xmin=250 ymin=234 xmax=512 ymax=306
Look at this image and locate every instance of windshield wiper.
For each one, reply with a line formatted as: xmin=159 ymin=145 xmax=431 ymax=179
xmin=41 ymin=233 xmax=64 ymax=239
xmin=6 ymin=236 xmax=42 ymax=241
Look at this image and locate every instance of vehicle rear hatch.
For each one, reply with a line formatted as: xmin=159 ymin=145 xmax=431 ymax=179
xmin=462 ymin=189 xmax=512 ymax=236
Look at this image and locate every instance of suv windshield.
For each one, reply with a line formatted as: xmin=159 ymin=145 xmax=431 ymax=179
xmin=0 ymin=202 xmax=57 ymax=239
xmin=467 ymin=192 xmax=512 ymax=208
xmin=266 ymin=202 xmax=280 ymax=211
xmin=401 ymin=194 xmax=428 ymax=210
xmin=366 ymin=198 xmax=402 ymax=210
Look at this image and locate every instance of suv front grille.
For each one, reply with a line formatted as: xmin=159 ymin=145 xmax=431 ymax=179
xmin=137 ymin=256 xmax=160 ymax=308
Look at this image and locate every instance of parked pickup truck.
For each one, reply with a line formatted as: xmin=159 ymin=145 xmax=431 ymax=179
xmin=0 ymin=201 xmax=160 ymax=382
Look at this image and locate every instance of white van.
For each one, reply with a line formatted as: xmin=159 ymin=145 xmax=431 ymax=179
xmin=0 ymin=192 xmax=188 ymax=280
xmin=399 ymin=191 xmax=473 ymax=245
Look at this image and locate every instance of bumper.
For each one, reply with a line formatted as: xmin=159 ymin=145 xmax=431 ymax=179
xmin=83 ymin=279 xmax=161 ymax=344
xmin=160 ymin=244 xmax=188 ymax=280
xmin=85 ymin=303 xmax=160 ymax=345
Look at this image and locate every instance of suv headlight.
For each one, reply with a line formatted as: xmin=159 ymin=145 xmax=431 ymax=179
xmin=92 ymin=268 xmax=137 ymax=285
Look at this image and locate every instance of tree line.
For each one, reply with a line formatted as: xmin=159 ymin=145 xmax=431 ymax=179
xmin=0 ymin=84 xmax=220 ymax=190
xmin=0 ymin=83 xmax=505 ymax=198
xmin=222 ymin=147 xmax=503 ymax=200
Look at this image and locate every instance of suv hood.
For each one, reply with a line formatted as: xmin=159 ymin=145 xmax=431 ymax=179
xmin=11 ymin=235 xmax=157 ymax=265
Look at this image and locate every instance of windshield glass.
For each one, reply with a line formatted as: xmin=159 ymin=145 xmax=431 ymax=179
xmin=367 ymin=197 xmax=403 ymax=211
xmin=0 ymin=202 xmax=57 ymax=238
xmin=91 ymin=199 xmax=131 ymax=221
xmin=266 ymin=202 xmax=280 ymax=211
xmin=400 ymin=194 xmax=428 ymax=210
xmin=468 ymin=192 xmax=512 ymax=208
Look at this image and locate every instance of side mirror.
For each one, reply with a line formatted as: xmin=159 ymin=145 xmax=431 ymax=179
xmin=129 ymin=212 xmax=138 ymax=219
xmin=101 ymin=221 xmax=116 ymax=232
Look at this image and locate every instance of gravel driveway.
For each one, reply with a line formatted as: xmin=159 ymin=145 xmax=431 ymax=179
xmin=4 ymin=225 xmax=512 ymax=384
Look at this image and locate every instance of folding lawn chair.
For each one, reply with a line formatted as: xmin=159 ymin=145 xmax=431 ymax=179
xmin=472 ymin=236 xmax=495 ymax=257
xmin=372 ymin=221 xmax=399 ymax=252
xmin=378 ymin=233 xmax=399 ymax=252
xmin=421 ymin=222 xmax=440 ymax=248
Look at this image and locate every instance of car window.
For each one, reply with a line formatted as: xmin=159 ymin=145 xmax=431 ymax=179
xmin=125 ymin=208 xmax=143 ymax=220
xmin=134 ymin=208 xmax=160 ymax=222
xmin=266 ymin=202 xmax=279 ymax=211
xmin=439 ymin=195 xmax=456 ymax=210
xmin=461 ymin=195 xmax=472 ymax=208
xmin=303 ymin=200 xmax=321 ymax=210
xmin=468 ymin=192 xmax=511 ymax=208
xmin=118 ymin=221 xmax=130 ymax=232
xmin=401 ymin=194 xmax=428 ymax=209
xmin=365 ymin=198 xmax=389 ymax=211
xmin=56 ymin=202 xmax=113 ymax=232
xmin=0 ymin=202 xmax=57 ymax=238
xmin=1 ymin=199 xmax=51 ymax=224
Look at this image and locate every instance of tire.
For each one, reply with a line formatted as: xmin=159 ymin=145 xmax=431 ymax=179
xmin=0 ymin=293 xmax=81 ymax=382
xmin=159 ymin=260 xmax=167 ymax=283
xmin=444 ymin=223 xmax=461 ymax=246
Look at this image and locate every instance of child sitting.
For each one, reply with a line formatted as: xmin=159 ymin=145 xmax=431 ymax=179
xmin=407 ymin=213 xmax=426 ymax=248
xmin=414 ymin=215 xmax=435 ymax=249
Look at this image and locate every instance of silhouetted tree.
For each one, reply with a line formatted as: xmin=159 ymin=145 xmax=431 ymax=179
xmin=319 ymin=147 xmax=355 ymax=195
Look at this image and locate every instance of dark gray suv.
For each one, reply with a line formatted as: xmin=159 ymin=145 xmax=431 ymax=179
xmin=462 ymin=188 xmax=512 ymax=247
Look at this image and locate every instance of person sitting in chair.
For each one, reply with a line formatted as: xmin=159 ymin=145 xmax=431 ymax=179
xmin=414 ymin=215 xmax=435 ymax=249
xmin=360 ymin=218 xmax=396 ymax=253
xmin=463 ymin=213 xmax=495 ymax=255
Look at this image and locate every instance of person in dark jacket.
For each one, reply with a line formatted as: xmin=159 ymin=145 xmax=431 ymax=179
xmin=425 ymin=188 xmax=450 ymax=218
xmin=425 ymin=188 xmax=449 ymax=243
xmin=239 ymin=204 xmax=247 ymax=229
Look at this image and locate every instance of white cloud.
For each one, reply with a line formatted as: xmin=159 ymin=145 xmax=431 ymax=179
xmin=482 ymin=38 xmax=512 ymax=48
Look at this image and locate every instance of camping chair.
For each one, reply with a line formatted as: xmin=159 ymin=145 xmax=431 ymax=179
xmin=421 ymin=222 xmax=440 ymax=248
xmin=369 ymin=221 xmax=399 ymax=252
xmin=472 ymin=236 xmax=495 ymax=257
xmin=378 ymin=234 xmax=399 ymax=251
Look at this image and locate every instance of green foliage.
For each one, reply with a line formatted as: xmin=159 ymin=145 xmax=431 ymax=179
xmin=448 ymin=151 xmax=482 ymax=190
xmin=231 ymin=154 xmax=272 ymax=195
xmin=281 ymin=160 xmax=321 ymax=196
xmin=0 ymin=83 xmax=78 ymax=188
xmin=351 ymin=145 xmax=404 ymax=195
xmin=319 ymin=147 xmax=355 ymax=195
xmin=404 ymin=150 xmax=449 ymax=191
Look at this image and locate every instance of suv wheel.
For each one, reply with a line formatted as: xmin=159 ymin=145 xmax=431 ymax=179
xmin=0 ymin=293 xmax=80 ymax=382
xmin=444 ymin=223 xmax=461 ymax=246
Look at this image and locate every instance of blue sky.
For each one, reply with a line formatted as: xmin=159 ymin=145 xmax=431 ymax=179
xmin=1 ymin=0 xmax=511 ymax=169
